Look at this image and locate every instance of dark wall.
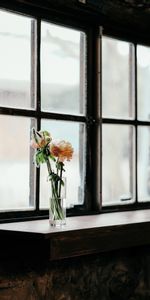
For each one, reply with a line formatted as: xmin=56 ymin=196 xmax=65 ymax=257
xmin=0 ymin=247 xmax=150 ymax=300
xmin=1 ymin=0 xmax=150 ymax=44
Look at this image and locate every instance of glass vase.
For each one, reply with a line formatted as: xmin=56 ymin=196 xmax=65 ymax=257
xmin=49 ymin=177 xmax=66 ymax=226
xmin=49 ymin=197 xmax=66 ymax=226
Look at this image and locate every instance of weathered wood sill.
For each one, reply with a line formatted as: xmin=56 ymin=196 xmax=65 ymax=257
xmin=0 ymin=210 xmax=150 ymax=261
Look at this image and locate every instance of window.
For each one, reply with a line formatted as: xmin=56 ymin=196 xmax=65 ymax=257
xmin=0 ymin=9 xmax=87 ymax=220
xmin=101 ymin=35 xmax=150 ymax=210
xmin=0 ymin=11 xmax=36 ymax=214
xmin=0 ymin=4 xmax=150 ymax=222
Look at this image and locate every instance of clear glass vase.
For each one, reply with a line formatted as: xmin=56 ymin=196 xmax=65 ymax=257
xmin=49 ymin=177 xmax=66 ymax=226
xmin=49 ymin=197 xmax=66 ymax=226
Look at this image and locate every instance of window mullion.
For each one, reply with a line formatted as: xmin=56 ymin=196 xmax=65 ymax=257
xmin=29 ymin=19 xmax=37 ymax=208
xmin=36 ymin=18 xmax=41 ymax=118
xmin=35 ymin=18 xmax=41 ymax=212
xmin=129 ymin=43 xmax=135 ymax=204
xmin=99 ymin=26 xmax=103 ymax=209
xmin=135 ymin=43 xmax=138 ymax=204
xmin=92 ymin=26 xmax=102 ymax=211
xmin=30 ymin=19 xmax=37 ymax=110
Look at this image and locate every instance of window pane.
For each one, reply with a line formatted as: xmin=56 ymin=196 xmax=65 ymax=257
xmin=41 ymin=22 xmax=86 ymax=115
xmin=0 ymin=10 xmax=36 ymax=109
xmin=138 ymin=127 xmax=150 ymax=201
xmin=40 ymin=120 xmax=86 ymax=209
xmin=137 ymin=45 xmax=150 ymax=121
xmin=102 ymin=125 xmax=135 ymax=205
xmin=0 ymin=115 xmax=35 ymax=211
xmin=102 ymin=37 xmax=134 ymax=119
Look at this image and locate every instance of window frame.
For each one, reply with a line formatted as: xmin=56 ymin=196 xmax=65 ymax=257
xmin=0 ymin=6 xmax=96 ymax=222
xmin=0 ymin=1 xmax=150 ymax=223
xmin=99 ymin=31 xmax=150 ymax=213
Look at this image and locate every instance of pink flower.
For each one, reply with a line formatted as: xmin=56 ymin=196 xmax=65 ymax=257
xmin=50 ymin=140 xmax=74 ymax=162
xmin=30 ymin=140 xmax=40 ymax=149
xmin=30 ymin=128 xmax=51 ymax=149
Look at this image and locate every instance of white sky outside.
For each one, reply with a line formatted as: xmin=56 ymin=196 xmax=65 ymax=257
xmin=0 ymin=10 xmax=80 ymax=84
xmin=0 ymin=9 xmax=149 ymax=85
xmin=117 ymin=41 xmax=150 ymax=68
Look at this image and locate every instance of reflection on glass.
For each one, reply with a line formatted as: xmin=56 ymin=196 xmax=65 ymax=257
xmin=102 ymin=125 xmax=135 ymax=205
xmin=138 ymin=127 xmax=150 ymax=201
xmin=0 ymin=115 xmax=35 ymax=210
xmin=102 ymin=37 xmax=134 ymax=119
xmin=0 ymin=10 xmax=35 ymax=109
xmin=41 ymin=22 xmax=86 ymax=115
xmin=40 ymin=120 xmax=86 ymax=208
xmin=137 ymin=45 xmax=150 ymax=121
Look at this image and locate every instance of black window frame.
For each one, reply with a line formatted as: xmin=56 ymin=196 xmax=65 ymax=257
xmin=0 ymin=1 xmax=150 ymax=223
xmin=0 ymin=4 xmax=96 ymax=222
xmin=99 ymin=29 xmax=150 ymax=213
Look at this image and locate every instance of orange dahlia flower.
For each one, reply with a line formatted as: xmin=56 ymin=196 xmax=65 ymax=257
xmin=50 ymin=140 xmax=74 ymax=162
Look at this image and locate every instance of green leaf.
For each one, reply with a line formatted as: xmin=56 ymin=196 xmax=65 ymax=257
xmin=49 ymin=153 xmax=56 ymax=162
xmin=35 ymin=150 xmax=46 ymax=165
xmin=43 ymin=130 xmax=50 ymax=137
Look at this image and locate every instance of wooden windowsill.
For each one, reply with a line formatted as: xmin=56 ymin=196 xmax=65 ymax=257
xmin=0 ymin=209 xmax=150 ymax=261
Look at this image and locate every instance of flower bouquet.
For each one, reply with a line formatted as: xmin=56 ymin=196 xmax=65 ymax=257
xmin=30 ymin=128 xmax=74 ymax=226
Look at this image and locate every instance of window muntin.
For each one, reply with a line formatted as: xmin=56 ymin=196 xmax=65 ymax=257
xmin=137 ymin=45 xmax=150 ymax=121
xmin=138 ymin=126 xmax=150 ymax=202
xmin=41 ymin=22 xmax=86 ymax=115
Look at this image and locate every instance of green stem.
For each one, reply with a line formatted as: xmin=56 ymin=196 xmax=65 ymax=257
xmin=46 ymin=158 xmax=58 ymax=198
xmin=56 ymin=158 xmax=59 ymax=176
xmin=51 ymin=179 xmax=59 ymax=198
xmin=50 ymin=195 xmax=65 ymax=220
xmin=47 ymin=159 xmax=65 ymax=221
xmin=58 ymin=163 xmax=63 ymax=198
xmin=46 ymin=158 xmax=52 ymax=174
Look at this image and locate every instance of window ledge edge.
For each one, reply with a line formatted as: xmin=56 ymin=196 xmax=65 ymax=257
xmin=0 ymin=209 xmax=150 ymax=261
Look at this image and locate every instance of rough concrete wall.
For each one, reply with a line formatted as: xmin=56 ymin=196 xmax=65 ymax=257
xmin=0 ymin=248 xmax=150 ymax=300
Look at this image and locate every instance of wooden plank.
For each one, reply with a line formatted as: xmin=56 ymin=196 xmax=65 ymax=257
xmin=50 ymin=223 xmax=150 ymax=260
xmin=0 ymin=210 xmax=150 ymax=260
xmin=0 ymin=210 xmax=150 ymax=235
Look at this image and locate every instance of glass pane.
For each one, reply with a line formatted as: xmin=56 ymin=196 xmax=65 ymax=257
xmin=138 ymin=127 xmax=150 ymax=201
xmin=40 ymin=120 xmax=86 ymax=208
xmin=41 ymin=22 xmax=86 ymax=115
xmin=137 ymin=45 xmax=150 ymax=121
xmin=0 ymin=10 xmax=36 ymax=109
xmin=102 ymin=125 xmax=135 ymax=205
xmin=0 ymin=115 xmax=35 ymax=211
xmin=102 ymin=37 xmax=134 ymax=119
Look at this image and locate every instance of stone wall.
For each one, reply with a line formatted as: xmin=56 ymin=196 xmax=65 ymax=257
xmin=0 ymin=247 xmax=150 ymax=300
